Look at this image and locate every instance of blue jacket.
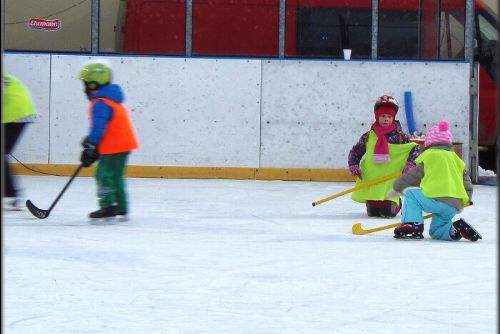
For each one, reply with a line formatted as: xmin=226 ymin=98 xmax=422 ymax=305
xmin=86 ymin=84 xmax=125 ymax=145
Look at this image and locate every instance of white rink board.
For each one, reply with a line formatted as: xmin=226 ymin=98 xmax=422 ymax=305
xmin=5 ymin=54 xmax=261 ymax=167
xmin=5 ymin=53 xmax=471 ymax=169
xmin=49 ymin=55 xmax=262 ymax=167
xmin=260 ymin=60 xmax=470 ymax=168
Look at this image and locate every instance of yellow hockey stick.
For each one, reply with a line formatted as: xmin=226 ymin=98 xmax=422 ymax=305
xmin=312 ymin=171 xmax=401 ymax=207
xmin=352 ymin=204 xmax=471 ymax=235
xmin=352 ymin=214 xmax=432 ymax=235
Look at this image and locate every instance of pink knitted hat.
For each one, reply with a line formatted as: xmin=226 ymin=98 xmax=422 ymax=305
xmin=424 ymin=120 xmax=453 ymax=147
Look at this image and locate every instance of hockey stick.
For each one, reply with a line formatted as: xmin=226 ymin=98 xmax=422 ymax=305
xmin=312 ymin=171 xmax=401 ymax=207
xmin=352 ymin=213 xmax=432 ymax=235
xmin=352 ymin=203 xmax=472 ymax=235
xmin=26 ymin=164 xmax=84 ymax=219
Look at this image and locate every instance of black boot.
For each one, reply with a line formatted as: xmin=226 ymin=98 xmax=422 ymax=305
xmin=89 ymin=206 xmax=119 ymax=219
xmin=394 ymin=222 xmax=424 ymax=239
xmin=452 ymin=219 xmax=482 ymax=241
xmin=366 ymin=205 xmax=380 ymax=217
xmin=380 ymin=200 xmax=401 ymax=218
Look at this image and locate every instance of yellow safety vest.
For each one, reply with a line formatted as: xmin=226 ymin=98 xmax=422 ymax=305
xmin=351 ymin=131 xmax=417 ymax=204
xmin=2 ymin=74 xmax=37 ymax=123
xmin=415 ymin=148 xmax=469 ymax=206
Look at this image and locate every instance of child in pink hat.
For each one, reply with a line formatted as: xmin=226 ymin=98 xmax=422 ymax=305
xmin=388 ymin=120 xmax=480 ymax=241
xmin=348 ymin=95 xmax=420 ymax=218
xmin=423 ymin=120 xmax=454 ymax=147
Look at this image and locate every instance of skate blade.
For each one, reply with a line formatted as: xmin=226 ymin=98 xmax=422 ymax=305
xmin=394 ymin=234 xmax=424 ymax=240
xmin=462 ymin=233 xmax=482 ymax=242
xmin=116 ymin=215 xmax=129 ymax=222
xmin=88 ymin=217 xmax=119 ymax=225
xmin=88 ymin=215 xmax=129 ymax=225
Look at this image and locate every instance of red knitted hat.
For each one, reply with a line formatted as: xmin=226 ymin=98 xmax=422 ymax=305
xmin=375 ymin=105 xmax=397 ymax=121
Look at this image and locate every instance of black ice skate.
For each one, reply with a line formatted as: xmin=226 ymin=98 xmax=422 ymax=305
xmin=89 ymin=206 xmax=119 ymax=219
xmin=4 ymin=197 xmax=23 ymax=211
xmin=452 ymin=219 xmax=482 ymax=241
xmin=394 ymin=223 xmax=424 ymax=239
xmin=113 ymin=206 xmax=129 ymax=222
xmin=113 ymin=206 xmax=127 ymax=217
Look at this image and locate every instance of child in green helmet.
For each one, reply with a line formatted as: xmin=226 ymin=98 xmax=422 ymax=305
xmin=79 ymin=62 xmax=139 ymax=219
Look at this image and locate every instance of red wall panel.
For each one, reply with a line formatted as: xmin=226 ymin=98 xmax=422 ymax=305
xmin=123 ymin=0 xmax=186 ymax=55
xmin=193 ymin=0 xmax=279 ymax=56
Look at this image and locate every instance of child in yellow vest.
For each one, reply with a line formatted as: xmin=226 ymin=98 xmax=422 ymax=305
xmin=388 ymin=120 xmax=480 ymax=241
xmin=348 ymin=95 xmax=420 ymax=218
xmin=2 ymin=73 xmax=38 ymax=210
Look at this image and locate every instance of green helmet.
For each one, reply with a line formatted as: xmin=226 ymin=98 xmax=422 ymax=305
xmin=79 ymin=63 xmax=112 ymax=88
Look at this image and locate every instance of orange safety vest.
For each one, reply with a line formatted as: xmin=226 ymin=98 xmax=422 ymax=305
xmin=90 ymin=98 xmax=139 ymax=154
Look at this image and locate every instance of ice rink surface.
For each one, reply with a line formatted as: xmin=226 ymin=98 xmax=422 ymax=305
xmin=3 ymin=175 xmax=498 ymax=334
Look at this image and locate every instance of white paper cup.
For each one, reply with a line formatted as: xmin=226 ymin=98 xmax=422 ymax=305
xmin=343 ymin=49 xmax=352 ymax=60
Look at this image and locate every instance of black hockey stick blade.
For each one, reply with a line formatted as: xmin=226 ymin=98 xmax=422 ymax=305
xmin=26 ymin=200 xmax=50 ymax=219
xmin=24 ymin=164 xmax=84 ymax=219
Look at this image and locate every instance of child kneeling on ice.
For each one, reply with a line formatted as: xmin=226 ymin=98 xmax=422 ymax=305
xmin=348 ymin=95 xmax=420 ymax=218
xmin=388 ymin=120 xmax=480 ymax=241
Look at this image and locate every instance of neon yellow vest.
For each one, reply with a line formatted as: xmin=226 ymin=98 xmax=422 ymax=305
xmin=351 ymin=131 xmax=417 ymax=204
xmin=415 ymin=148 xmax=469 ymax=206
xmin=2 ymin=74 xmax=37 ymax=123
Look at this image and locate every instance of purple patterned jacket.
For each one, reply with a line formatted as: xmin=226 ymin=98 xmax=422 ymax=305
xmin=348 ymin=121 xmax=420 ymax=167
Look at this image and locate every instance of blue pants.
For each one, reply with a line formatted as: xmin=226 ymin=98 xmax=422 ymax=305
xmin=402 ymin=189 xmax=457 ymax=241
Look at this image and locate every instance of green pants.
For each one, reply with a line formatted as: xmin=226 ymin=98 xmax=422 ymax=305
xmin=95 ymin=152 xmax=130 ymax=211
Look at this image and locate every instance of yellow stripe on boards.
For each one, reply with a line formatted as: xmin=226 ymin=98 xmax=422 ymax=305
xmin=9 ymin=163 xmax=355 ymax=182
